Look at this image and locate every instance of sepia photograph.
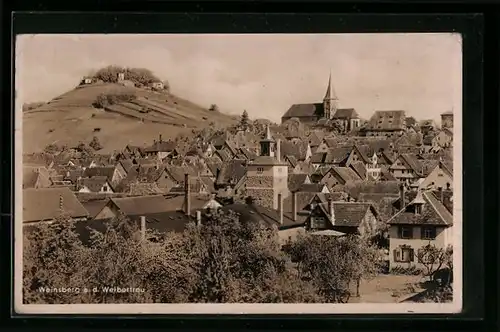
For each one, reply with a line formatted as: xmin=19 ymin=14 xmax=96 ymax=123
xmin=14 ymin=33 xmax=462 ymax=314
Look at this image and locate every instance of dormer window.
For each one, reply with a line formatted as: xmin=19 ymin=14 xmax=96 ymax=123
xmin=415 ymin=204 xmax=423 ymax=215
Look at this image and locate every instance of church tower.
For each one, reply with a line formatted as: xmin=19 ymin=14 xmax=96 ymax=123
xmin=323 ymin=72 xmax=338 ymax=119
xmin=246 ymin=125 xmax=289 ymax=210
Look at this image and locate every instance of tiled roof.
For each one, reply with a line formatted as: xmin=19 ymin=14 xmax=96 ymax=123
xmin=298 ymin=183 xmax=328 ymax=193
xmin=331 ymin=166 xmax=362 ymax=183
xmin=420 ymin=159 xmax=440 ymax=177
xmin=165 ymin=165 xmax=198 ymax=183
xmin=216 ymin=159 xmax=247 ymax=186
xmin=343 ymin=180 xmax=401 ymax=200
xmin=83 ymin=166 xmax=115 ymax=181
xmin=23 ymin=187 xmax=89 ymax=223
xmin=107 ymin=195 xmax=174 ymax=216
xmin=282 ymin=103 xmax=324 ymax=119
xmin=288 ymin=174 xmax=310 ymax=192
xmin=349 ymin=161 xmax=367 ymax=179
xmin=387 ymin=191 xmax=453 ymax=226
xmin=137 ymin=165 xmax=164 ymax=182
xmin=399 ymin=153 xmax=423 ymax=174
xmin=332 ymin=108 xmax=359 ymax=119
xmin=81 ymin=199 xmax=109 ymax=219
xmin=365 ymin=110 xmax=406 ymax=131
xmin=79 ymin=176 xmax=111 ymax=192
xmin=251 ymin=156 xmax=287 ymax=166
xmin=325 ymin=146 xmax=352 ymax=164
xmin=221 ymin=203 xmax=285 ymax=228
xmin=279 ymin=141 xmax=309 ymax=160
xmin=316 ymin=201 xmax=375 ymax=227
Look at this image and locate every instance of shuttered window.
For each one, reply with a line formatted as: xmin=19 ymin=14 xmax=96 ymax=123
xmin=398 ymin=226 xmax=413 ymax=239
xmin=394 ymin=247 xmax=414 ymax=263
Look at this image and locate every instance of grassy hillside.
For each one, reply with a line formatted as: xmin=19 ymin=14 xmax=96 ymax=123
xmin=22 ymin=83 xmax=238 ymax=153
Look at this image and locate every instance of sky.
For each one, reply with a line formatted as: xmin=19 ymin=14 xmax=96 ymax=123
xmin=15 ymin=33 xmax=462 ymax=123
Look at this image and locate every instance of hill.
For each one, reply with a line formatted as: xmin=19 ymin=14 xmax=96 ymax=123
xmin=22 ymin=82 xmax=238 ymax=154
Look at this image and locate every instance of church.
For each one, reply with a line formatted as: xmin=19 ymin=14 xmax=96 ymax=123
xmin=281 ymin=74 xmax=361 ymax=132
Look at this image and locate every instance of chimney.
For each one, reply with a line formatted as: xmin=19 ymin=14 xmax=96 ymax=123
xmin=400 ymin=183 xmax=406 ymax=209
xmin=159 ymin=134 xmax=162 ymax=143
xmin=292 ymin=191 xmax=297 ymax=222
xmin=439 ymin=187 xmax=444 ymax=203
xmin=184 ymin=173 xmax=191 ymax=216
xmin=140 ymin=215 xmax=146 ymax=240
xmin=329 ymin=198 xmax=334 ymax=224
xmin=196 ymin=210 xmax=202 ymax=226
xmin=276 ymin=139 xmax=281 ymax=162
xmin=277 ymin=193 xmax=283 ymax=225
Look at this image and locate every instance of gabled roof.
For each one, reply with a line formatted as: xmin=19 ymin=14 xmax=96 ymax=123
xmin=107 ymin=195 xmax=173 ymax=216
xmin=349 ymin=161 xmax=367 ymax=180
xmin=216 ymin=159 xmax=247 ymax=186
xmin=325 ymin=146 xmax=352 ymax=164
xmin=387 ymin=191 xmax=453 ymax=226
xmin=165 ymin=165 xmax=198 ymax=183
xmin=137 ymin=165 xmax=165 ymax=183
xmin=79 ymin=176 xmax=112 ymax=192
xmin=331 ymin=166 xmax=362 ymax=184
xmin=221 ymin=203 xmax=288 ymax=228
xmin=314 ymin=201 xmax=376 ymax=228
xmin=282 ymin=103 xmax=324 ymax=119
xmin=298 ymin=183 xmax=328 ymax=193
xmin=343 ymin=180 xmax=401 ymax=200
xmin=279 ymin=140 xmax=309 ymax=161
xmin=288 ymin=173 xmax=310 ymax=192
xmin=365 ymin=110 xmax=406 ymax=131
xmin=83 ymin=166 xmax=116 ymax=181
xmin=332 ymin=108 xmax=359 ymax=119
xmin=23 ymin=187 xmax=89 ymax=223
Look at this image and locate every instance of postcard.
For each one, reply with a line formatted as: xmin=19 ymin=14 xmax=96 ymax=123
xmin=14 ymin=33 xmax=462 ymax=314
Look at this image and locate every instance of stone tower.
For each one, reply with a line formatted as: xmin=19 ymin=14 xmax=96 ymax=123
xmin=441 ymin=111 xmax=454 ymax=129
xmin=323 ymin=72 xmax=338 ymax=119
xmin=246 ymin=125 xmax=289 ymax=209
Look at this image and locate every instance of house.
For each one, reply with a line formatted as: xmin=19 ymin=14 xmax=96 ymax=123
xmin=281 ymin=74 xmax=339 ymax=125
xmin=315 ymin=137 xmax=341 ymax=153
xmin=77 ymin=176 xmax=114 ymax=194
xmin=144 ymin=135 xmax=177 ymax=160
xmin=388 ymin=153 xmax=424 ymax=183
xmin=432 ymin=128 xmax=453 ymax=148
xmin=222 ymin=192 xmax=306 ymax=245
xmin=363 ymin=110 xmax=406 ymax=138
xmin=386 ymin=190 xmax=453 ymax=270
xmin=297 ymin=183 xmax=330 ymax=194
xmin=82 ymin=164 xmax=126 ymax=187
xmin=23 ymin=187 xmax=89 ymax=224
xmin=331 ymin=108 xmax=361 ymax=133
xmin=419 ymin=160 xmax=453 ymax=191
xmin=441 ymin=111 xmax=454 ymax=129
xmin=310 ymin=146 xmax=352 ymax=169
xmin=150 ymin=81 xmax=164 ymax=90
xmin=80 ymin=76 xmax=93 ymax=85
xmin=305 ymin=199 xmax=379 ymax=238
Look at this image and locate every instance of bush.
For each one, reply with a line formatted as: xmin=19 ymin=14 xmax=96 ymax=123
xmin=209 ymin=104 xmax=220 ymax=112
xmin=91 ymin=66 xmax=162 ymax=87
xmin=89 ymin=136 xmax=102 ymax=151
xmin=93 ymin=93 xmax=136 ymax=108
xmin=390 ymin=265 xmax=422 ymax=276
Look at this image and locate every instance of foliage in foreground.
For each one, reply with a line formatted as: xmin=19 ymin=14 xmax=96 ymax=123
xmin=24 ymin=209 xmax=384 ymax=304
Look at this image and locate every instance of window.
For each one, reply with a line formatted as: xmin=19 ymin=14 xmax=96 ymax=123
xmin=399 ymin=226 xmax=413 ymax=239
xmin=394 ymin=246 xmax=414 ymax=263
xmin=438 ymin=172 xmax=444 ymax=177
xmin=421 ymin=226 xmax=436 ymax=240
xmin=103 ymin=186 xmax=108 ymax=192
xmin=257 ymin=167 xmax=264 ymax=174
xmin=415 ymin=204 xmax=423 ymax=215
xmin=310 ymin=216 xmax=327 ymax=229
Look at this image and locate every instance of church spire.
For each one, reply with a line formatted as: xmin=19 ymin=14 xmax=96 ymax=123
xmin=323 ymin=70 xmax=338 ymax=119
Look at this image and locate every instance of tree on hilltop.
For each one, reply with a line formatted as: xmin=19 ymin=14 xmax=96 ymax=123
xmin=239 ymin=110 xmax=250 ymax=131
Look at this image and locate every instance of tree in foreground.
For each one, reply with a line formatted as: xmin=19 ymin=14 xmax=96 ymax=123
xmin=284 ymin=234 xmax=382 ymax=302
xmin=416 ymin=243 xmax=453 ymax=282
